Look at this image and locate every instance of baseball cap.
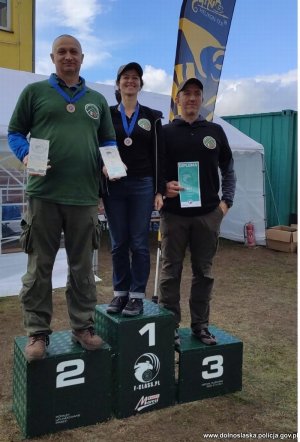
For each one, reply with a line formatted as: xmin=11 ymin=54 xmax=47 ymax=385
xmin=177 ymin=78 xmax=203 ymax=94
xmin=117 ymin=62 xmax=143 ymax=81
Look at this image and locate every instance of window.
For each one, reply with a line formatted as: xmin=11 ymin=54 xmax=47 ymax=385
xmin=0 ymin=0 xmax=10 ymax=30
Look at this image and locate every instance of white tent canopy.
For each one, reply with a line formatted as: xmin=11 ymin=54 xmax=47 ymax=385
xmin=0 ymin=67 xmax=266 ymax=245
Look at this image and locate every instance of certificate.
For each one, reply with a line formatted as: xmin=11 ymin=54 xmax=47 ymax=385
xmin=99 ymin=146 xmax=127 ymax=179
xmin=27 ymin=138 xmax=49 ymax=176
xmin=178 ymin=161 xmax=201 ymax=208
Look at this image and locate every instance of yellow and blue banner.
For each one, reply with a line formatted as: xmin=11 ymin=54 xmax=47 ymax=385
xmin=170 ymin=0 xmax=236 ymax=121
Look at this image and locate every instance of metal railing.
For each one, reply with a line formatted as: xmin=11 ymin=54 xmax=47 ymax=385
xmin=0 ymin=186 xmax=26 ymax=254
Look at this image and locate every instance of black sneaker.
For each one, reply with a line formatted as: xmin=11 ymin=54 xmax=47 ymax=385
xmin=174 ymin=329 xmax=181 ymax=347
xmin=107 ymin=295 xmax=129 ymax=314
xmin=192 ymin=327 xmax=217 ymax=345
xmin=122 ymin=298 xmax=143 ymax=317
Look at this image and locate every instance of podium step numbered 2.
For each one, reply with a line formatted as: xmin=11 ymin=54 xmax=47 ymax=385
xmin=13 ymin=330 xmax=112 ymax=439
xmin=13 ymin=301 xmax=243 ymax=438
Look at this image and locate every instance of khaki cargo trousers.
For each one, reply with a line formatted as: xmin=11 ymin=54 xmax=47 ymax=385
xmin=20 ymin=197 xmax=100 ymax=336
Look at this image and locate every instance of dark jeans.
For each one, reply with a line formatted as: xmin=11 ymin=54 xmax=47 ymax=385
xmin=20 ymin=198 xmax=100 ymax=336
xmin=103 ymin=176 xmax=154 ymax=299
xmin=159 ymin=207 xmax=223 ymax=331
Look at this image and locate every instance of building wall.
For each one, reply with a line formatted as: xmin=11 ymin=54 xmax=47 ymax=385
xmin=223 ymin=110 xmax=298 ymax=227
xmin=0 ymin=0 xmax=35 ymax=72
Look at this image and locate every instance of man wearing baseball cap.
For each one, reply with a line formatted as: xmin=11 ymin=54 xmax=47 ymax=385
xmin=159 ymin=77 xmax=236 ymax=346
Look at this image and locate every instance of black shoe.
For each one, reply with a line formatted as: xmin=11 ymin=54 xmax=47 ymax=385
xmin=107 ymin=295 xmax=129 ymax=314
xmin=122 ymin=298 xmax=143 ymax=317
xmin=192 ymin=327 xmax=217 ymax=345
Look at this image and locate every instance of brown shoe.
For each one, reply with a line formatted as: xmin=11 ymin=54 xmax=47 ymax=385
xmin=25 ymin=334 xmax=49 ymax=362
xmin=72 ymin=327 xmax=103 ymax=350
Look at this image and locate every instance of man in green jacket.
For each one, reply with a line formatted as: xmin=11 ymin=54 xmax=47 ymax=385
xmin=8 ymin=35 xmax=116 ymax=361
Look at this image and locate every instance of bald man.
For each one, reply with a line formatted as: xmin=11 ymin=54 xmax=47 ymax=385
xmin=8 ymin=35 xmax=116 ymax=361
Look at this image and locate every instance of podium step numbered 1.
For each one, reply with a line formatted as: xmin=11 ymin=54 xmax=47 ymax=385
xmin=13 ymin=300 xmax=243 ymax=438
xmin=95 ymin=300 xmax=176 ymax=418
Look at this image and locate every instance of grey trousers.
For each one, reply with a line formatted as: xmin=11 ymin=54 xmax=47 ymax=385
xmin=159 ymin=207 xmax=223 ymax=331
xmin=20 ymin=198 xmax=100 ymax=336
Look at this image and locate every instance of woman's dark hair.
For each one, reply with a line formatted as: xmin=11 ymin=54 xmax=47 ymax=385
xmin=115 ymin=89 xmax=122 ymax=104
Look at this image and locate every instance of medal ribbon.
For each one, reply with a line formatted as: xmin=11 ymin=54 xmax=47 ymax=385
xmin=120 ymin=102 xmax=140 ymax=138
xmin=48 ymin=74 xmax=87 ymax=104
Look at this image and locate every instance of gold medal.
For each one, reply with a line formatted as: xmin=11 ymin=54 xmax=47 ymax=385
xmin=66 ymin=103 xmax=76 ymax=113
xmin=124 ymin=137 xmax=133 ymax=146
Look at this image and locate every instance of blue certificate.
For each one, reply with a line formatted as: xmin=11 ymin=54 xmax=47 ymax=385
xmin=178 ymin=162 xmax=201 ymax=208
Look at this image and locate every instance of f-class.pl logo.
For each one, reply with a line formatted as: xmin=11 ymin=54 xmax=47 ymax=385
xmin=133 ymin=353 xmax=161 ymax=391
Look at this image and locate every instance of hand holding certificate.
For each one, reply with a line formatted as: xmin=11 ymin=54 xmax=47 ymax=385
xmin=178 ymin=161 xmax=202 ymax=208
xmin=27 ymin=138 xmax=50 ymax=176
xmin=100 ymin=146 xmax=127 ymax=179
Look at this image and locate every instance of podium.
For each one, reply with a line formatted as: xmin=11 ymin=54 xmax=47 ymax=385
xmin=12 ymin=305 xmax=243 ymax=438
xmin=13 ymin=330 xmax=112 ymax=439
xmin=95 ymin=300 xmax=176 ymax=418
xmin=176 ymin=327 xmax=243 ymax=403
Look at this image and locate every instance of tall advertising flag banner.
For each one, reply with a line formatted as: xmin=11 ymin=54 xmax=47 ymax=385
xmin=170 ymin=0 xmax=236 ymax=121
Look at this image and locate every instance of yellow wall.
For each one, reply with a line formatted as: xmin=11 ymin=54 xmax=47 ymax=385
xmin=0 ymin=0 xmax=35 ymax=72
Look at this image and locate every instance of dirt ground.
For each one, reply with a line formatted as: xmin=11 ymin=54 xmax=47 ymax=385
xmin=0 ymin=232 xmax=297 ymax=442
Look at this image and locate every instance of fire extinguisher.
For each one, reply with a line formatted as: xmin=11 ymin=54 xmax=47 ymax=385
xmin=244 ymin=222 xmax=256 ymax=247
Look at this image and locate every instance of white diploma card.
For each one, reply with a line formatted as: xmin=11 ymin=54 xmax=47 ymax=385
xmin=178 ymin=161 xmax=202 ymax=208
xmin=27 ymin=138 xmax=49 ymax=176
xmin=100 ymin=146 xmax=127 ymax=179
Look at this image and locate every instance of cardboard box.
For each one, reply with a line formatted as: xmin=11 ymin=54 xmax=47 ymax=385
xmin=266 ymin=225 xmax=297 ymax=253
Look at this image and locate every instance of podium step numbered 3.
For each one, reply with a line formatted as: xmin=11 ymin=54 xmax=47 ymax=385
xmin=176 ymin=327 xmax=243 ymax=403
xmin=13 ymin=300 xmax=243 ymax=438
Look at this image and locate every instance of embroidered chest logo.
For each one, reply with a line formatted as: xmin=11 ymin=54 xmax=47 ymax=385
xmin=85 ymin=104 xmax=100 ymax=120
xmin=138 ymin=118 xmax=151 ymax=131
xmin=203 ymin=136 xmax=216 ymax=149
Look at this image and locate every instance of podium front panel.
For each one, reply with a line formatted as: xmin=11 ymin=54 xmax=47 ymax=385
xmin=95 ymin=300 xmax=175 ymax=418
xmin=177 ymin=327 xmax=243 ymax=403
xmin=13 ymin=330 xmax=112 ymax=439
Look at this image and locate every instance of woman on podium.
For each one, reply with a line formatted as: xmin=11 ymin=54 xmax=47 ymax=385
xmin=102 ymin=62 xmax=165 ymax=317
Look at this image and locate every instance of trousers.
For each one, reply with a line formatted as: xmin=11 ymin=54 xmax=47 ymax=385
xmin=159 ymin=207 xmax=223 ymax=331
xmin=20 ymin=197 xmax=100 ymax=336
xmin=103 ymin=176 xmax=154 ymax=298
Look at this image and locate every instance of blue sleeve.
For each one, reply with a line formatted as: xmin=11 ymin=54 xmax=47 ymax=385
xmin=100 ymin=140 xmax=117 ymax=147
xmin=8 ymin=131 xmax=29 ymax=162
